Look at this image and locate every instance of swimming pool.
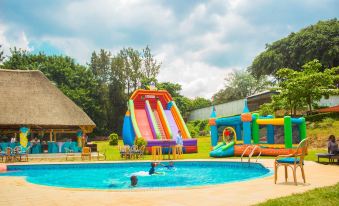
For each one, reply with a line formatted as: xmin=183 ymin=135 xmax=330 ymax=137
xmin=1 ymin=161 xmax=271 ymax=190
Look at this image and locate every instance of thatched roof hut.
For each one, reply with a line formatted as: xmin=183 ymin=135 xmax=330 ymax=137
xmin=0 ymin=69 xmax=96 ymax=133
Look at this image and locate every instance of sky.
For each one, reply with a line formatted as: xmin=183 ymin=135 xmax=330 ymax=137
xmin=0 ymin=0 xmax=338 ymax=98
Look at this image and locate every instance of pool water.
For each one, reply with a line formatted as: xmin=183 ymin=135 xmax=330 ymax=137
xmin=1 ymin=162 xmax=271 ymax=190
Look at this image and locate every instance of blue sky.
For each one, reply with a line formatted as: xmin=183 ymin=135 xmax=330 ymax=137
xmin=0 ymin=0 xmax=338 ymax=98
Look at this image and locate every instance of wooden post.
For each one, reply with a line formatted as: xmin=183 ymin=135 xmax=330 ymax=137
xmin=82 ymin=131 xmax=86 ymax=148
xmin=49 ymin=131 xmax=52 ymax=142
xmin=54 ymin=131 xmax=57 ymax=142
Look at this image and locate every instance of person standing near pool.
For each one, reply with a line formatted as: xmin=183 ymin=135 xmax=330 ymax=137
xmin=176 ymin=130 xmax=183 ymax=146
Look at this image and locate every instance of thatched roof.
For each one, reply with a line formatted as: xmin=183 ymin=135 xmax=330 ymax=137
xmin=0 ymin=69 xmax=96 ymax=131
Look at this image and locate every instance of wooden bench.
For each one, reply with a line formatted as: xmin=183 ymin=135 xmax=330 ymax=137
xmin=317 ymin=153 xmax=339 ymax=163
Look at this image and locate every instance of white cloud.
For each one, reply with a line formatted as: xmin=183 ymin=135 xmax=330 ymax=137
xmin=2 ymin=0 xmax=337 ymax=98
xmin=158 ymin=56 xmax=234 ymax=99
xmin=0 ymin=23 xmax=32 ymax=57
xmin=40 ymin=36 xmax=93 ymax=64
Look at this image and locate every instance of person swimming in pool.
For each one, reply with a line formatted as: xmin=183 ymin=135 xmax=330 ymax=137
xmin=149 ymin=162 xmax=160 ymax=175
xmin=130 ymin=175 xmax=138 ymax=187
xmin=160 ymin=161 xmax=175 ymax=170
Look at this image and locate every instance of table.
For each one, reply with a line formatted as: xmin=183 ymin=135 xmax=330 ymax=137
xmin=57 ymin=142 xmax=64 ymax=152
xmin=47 ymin=142 xmax=59 ymax=153
xmin=30 ymin=143 xmax=42 ymax=154
xmin=161 ymin=146 xmax=177 ymax=160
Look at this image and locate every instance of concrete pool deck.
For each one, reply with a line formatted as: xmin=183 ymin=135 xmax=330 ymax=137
xmin=0 ymin=159 xmax=338 ymax=206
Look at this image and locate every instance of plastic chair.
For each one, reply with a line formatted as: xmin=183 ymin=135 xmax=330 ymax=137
xmin=65 ymin=148 xmax=75 ymax=161
xmin=81 ymin=147 xmax=91 ymax=160
xmin=137 ymin=145 xmax=145 ymax=159
xmin=97 ymin=148 xmax=106 ymax=160
xmin=20 ymin=146 xmax=31 ymax=162
xmin=274 ymin=138 xmax=309 ymax=185
xmin=130 ymin=145 xmax=138 ymax=159
xmin=0 ymin=148 xmax=5 ymax=162
xmin=119 ymin=145 xmax=131 ymax=159
xmin=5 ymin=147 xmax=15 ymax=162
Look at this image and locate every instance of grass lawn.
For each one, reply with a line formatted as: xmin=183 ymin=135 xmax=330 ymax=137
xmin=255 ymin=183 xmax=339 ymax=206
xmin=95 ymin=136 xmax=327 ymax=162
xmin=95 ymin=136 xmax=213 ymax=161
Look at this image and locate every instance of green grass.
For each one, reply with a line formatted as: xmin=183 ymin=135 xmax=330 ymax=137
xmin=95 ymin=136 xmax=327 ymax=162
xmin=255 ymin=183 xmax=339 ymax=206
xmin=95 ymin=136 xmax=213 ymax=161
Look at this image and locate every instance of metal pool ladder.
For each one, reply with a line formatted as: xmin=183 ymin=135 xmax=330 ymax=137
xmin=241 ymin=145 xmax=262 ymax=163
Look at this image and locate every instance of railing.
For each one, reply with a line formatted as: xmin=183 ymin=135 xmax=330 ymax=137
xmin=241 ymin=145 xmax=262 ymax=163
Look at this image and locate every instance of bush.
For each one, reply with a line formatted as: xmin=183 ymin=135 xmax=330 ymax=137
xmin=187 ymin=123 xmax=198 ymax=138
xmin=319 ymin=117 xmax=335 ymax=128
xmin=135 ymin=137 xmax=147 ymax=148
xmin=108 ymin=133 xmax=119 ymax=146
xmin=259 ymin=103 xmax=275 ymax=116
xmin=186 ymin=120 xmax=210 ymax=138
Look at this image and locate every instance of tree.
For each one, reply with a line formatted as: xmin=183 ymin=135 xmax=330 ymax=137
xmin=274 ymin=59 xmax=338 ymax=114
xmin=89 ymin=50 xmax=111 ymax=84
xmin=0 ymin=45 xmax=5 ymax=64
xmin=88 ymin=46 xmax=162 ymax=134
xmin=190 ymin=97 xmax=211 ymax=110
xmin=157 ymin=82 xmax=182 ymax=97
xmin=249 ymin=19 xmax=339 ymax=77
xmin=173 ymin=96 xmax=192 ymax=119
xmin=143 ymin=45 xmax=161 ymax=80
xmin=213 ymin=70 xmax=269 ymax=104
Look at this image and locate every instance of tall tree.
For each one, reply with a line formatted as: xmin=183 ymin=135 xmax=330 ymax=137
xmin=0 ymin=45 xmax=5 ymax=64
xmin=89 ymin=50 xmax=111 ymax=84
xmin=88 ymin=50 xmax=112 ymax=134
xmin=127 ymin=48 xmax=143 ymax=91
xmin=249 ymin=19 xmax=339 ymax=77
xmin=275 ymin=59 xmax=338 ymax=114
xmin=213 ymin=70 xmax=269 ymax=104
xmin=143 ymin=45 xmax=161 ymax=80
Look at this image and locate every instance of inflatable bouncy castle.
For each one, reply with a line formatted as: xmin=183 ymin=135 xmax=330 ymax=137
xmin=122 ymin=89 xmax=197 ymax=153
xmin=209 ymin=100 xmax=306 ymax=157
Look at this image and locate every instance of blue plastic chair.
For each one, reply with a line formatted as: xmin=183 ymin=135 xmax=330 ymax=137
xmin=274 ymin=138 xmax=309 ymax=185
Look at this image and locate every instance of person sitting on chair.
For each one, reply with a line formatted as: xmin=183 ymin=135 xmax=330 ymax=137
xmin=328 ymin=135 xmax=338 ymax=154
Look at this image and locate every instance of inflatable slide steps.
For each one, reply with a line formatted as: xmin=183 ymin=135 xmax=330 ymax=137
xmin=153 ymin=110 xmax=167 ymax=139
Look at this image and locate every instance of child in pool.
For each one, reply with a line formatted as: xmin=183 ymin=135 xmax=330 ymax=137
xmin=130 ymin=175 xmax=138 ymax=187
xmin=160 ymin=161 xmax=175 ymax=169
xmin=149 ymin=162 xmax=159 ymax=175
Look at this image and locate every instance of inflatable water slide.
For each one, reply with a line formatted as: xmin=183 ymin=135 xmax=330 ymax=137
xmin=122 ymin=89 xmax=197 ymax=153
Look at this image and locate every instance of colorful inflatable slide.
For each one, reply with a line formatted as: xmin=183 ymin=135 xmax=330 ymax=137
xmin=122 ymin=89 xmax=197 ymax=153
